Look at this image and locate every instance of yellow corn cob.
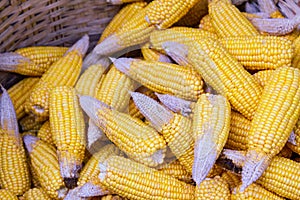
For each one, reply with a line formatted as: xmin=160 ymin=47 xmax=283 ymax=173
xmin=23 ymin=135 xmax=68 ymax=199
xmin=95 ymin=65 xmax=137 ymax=112
xmin=99 ymin=155 xmax=195 ymax=200
xmin=223 ymin=150 xmax=300 ymax=200
xmin=131 ymin=92 xmax=194 ymax=172
xmin=29 ymin=162 xmax=41 ymax=188
xmin=209 ymin=0 xmax=260 ymax=37
xmin=78 ymin=144 xmax=123 ymax=186
xmin=7 ymin=77 xmax=39 ymax=120
xmin=141 ymin=43 xmax=171 ymax=63
xmin=113 ymin=58 xmax=203 ymax=101
xmin=195 ymin=176 xmax=231 ymax=200
xmin=219 ymin=36 xmax=293 ymax=70
xmin=80 ymin=96 xmax=167 ymax=167
xmin=157 ymin=160 xmax=192 ymax=182
xmin=0 ymin=132 xmax=30 ymax=195
xmin=292 ymin=35 xmax=300 ymax=68
xmin=0 ymin=46 xmax=68 ymax=76
xmin=19 ymin=114 xmax=43 ymax=133
xmin=22 ymin=188 xmax=52 ymax=200
xmin=0 ymin=189 xmax=18 ymax=200
xmin=37 ymin=121 xmax=54 ymax=146
xmin=252 ymin=70 xmax=274 ymax=88
xmin=24 ymin=35 xmax=88 ymax=120
xmin=75 ymin=64 xmax=107 ymax=97
xmin=221 ymin=171 xmax=241 ymax=190
xmin=150 ymin=29 xmax=263 ymax=120
xmin=145 ymin=0 xmax=199 ymax=29
xmin=94 ymin=7 xmax=155 ymax=57
xmin=99 ymin=2 xmax=147 ymax=43
xmin=50 ymin=86 xmax=86 ymax=186
xmin=225 ymin=111 xmax=250 ymax=150
xmin=192 ymin=94 xmax=231 ymax=185
xmin=232 ymin=183 xmax=284 ymax=200
xmin=107 ymin=0 xmax=143 ymax=5
xmin=175 ymin=0 xmax=208 ymax=27
xmin=241 ymin=66 xmax=300 ymax=191
xmin=199 ymin=15 xmax=217 ymax=33
xmin=277 ymin=145 xmax=293 ymax=158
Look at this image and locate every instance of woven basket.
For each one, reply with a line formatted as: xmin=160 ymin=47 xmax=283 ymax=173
xmin=0 ymin=0 xmax=120 ymax=88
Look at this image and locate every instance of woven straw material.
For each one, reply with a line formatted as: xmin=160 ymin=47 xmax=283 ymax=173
xmin=0 ymin=0 xmax=120 ymax=88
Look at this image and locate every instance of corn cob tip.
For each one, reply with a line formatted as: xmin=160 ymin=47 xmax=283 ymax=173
xmin=155 ymin=93 xmax=193 ymax=117
xmin=82 ymin=52 xmax=109 ymax=74
xmin=87 ymin=120 xmax=106 ymax=149
xmin=288 ymin=130 xmax=297 ymax=145
xmin=222 ymin=149 xmax=246 ymax=168
xmin=0 ymin=52 xmax=31 ymax=72
xmin=94 ymin=34 xmax=121 ymax=56
xmin=64 ymin=187 xmax=84 ymax=200
xmin=79 ymin=96 xmax=111 ymax=125
xmin=192 ymin=133 xmax=218 ymax=186
xmin=64 ymin=178 xmax=78 ymax=189
xmin=111 ymin=57 xmax=134 ymax=76
xmin=240 ymin=150 xmax=272 ymax=192
xmin=65 ymin=34 xmax=89 ymax=57
xmin=130 ymin=91 xmax=173 ymax=131
xmin=161 ymin=41 xmax=190 ymax=66
xmin=0 ymin=85 xmax=20 ymax=144
xmin=98 ymin=162 xmax=107 ymax=181
xmin=23 ymin=134 xmax=39 ymax=153
xmin=78 ymin=182 xmax=110 ymax=197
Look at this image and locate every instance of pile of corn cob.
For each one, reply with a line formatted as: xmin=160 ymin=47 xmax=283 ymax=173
xmin=1 ymin=0 xmax=300 ymax=199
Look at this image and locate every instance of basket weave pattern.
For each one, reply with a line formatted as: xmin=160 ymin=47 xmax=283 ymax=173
xmin=0 ymin=0 xmax=120 ymax=88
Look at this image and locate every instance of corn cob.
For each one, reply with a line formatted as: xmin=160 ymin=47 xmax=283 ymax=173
xmin=78 ymin=144 xmax=123 ymax=186
xmin=19 ymin=114 xmax=43 ymax=133
xmin=192 ymin=94 xmax=231 ymax=185
xmin=82 ymin=2 xmax=147 ymax=71
xmin=206 ymin=164 xmax=224 ymax=178
xmin=157 ymin=160 xmax=192 ymax=182
xmin=37 ymin=121 xmax=54 ymax=146
xmin=156 ymin=93 xmax=194 ymax=117
xmin=113 ymin=58 xmax=203 ymax=101
xmin=218 ymin=36 xmax=293 ymax=70
xmin=0 ymin=131 xmax=30 ymax=195
xmin=225 ymin=111 xmax=250 ymax=151
xmin=7 ymin=77 xmax=39 ymax=120
xmin=209 ymin=0 xmax=260 ymax=37
xmin=24 ymin=35 xmax=88 ymax=120
xmin=141 ymin=43 xmax=172 ymax=63
xmin=22 ymin=188 xmax=52 ymax=200
xmin=99 ymin=155 xmax=195 ymax=200
xmin=107 ymin=0 xmax=144 ymax=5
xmin=253 ymin=70 xmax=274 ymax=88
xmin=80 ymin=95 xmax=166 ymax=167
xmin=29 ymin=162 xmax=41 ymax=188
xmin=175 ymin=0 xmax=208 ymax=27
xmin=0 ymin=86 xmax=21 ymax=145
xmin=292 ymin=35 xmax=300 ymax=68
xmin=75 ymin=64 xmax=107 ymax=97
xmin=94 ymin=7 xmax=155 ymax=57
xmin=95 ymin=65 xmax=137 ymax=112
xmin=0 ymin=189 xmax=18 ymax=200
xmin=195 ymin=176 xmax=231 ymax=200
xmin=145 ymin=0 xmax=199 ymax=29
xmin=221 ymin=171 xmax=241 ymax=190
xmin=231 ymin=183 xmax=284 ymax=200
xmin=0 ymin=46 xmax=68 ymax=76
xmin=131 ymin=92 xmax=194 ymax=172
xmin=223 ymin=149 xmax=300 ymax=199
xmin=50 ymin=86 xmax=86 ymax=186
xmin=240 ymin=66 xmax=300 ymax=191
xmin=249 ymin=15 xmax=300 ymax=36
xmin=199 ymin=15 xmax=217 ymax=34
xmin=23 ymin=135 xmax=68 ymax=199
xmin=150 ymin=29 xmax=263 ymax=120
